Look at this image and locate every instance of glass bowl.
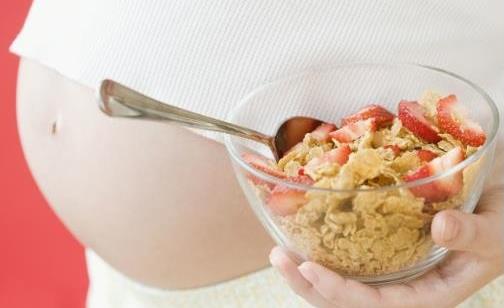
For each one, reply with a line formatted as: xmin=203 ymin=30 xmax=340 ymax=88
xmin=224 ymin=63 xmax=499 ymax=285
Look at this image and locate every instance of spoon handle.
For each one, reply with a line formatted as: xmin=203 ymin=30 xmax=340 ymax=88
xmin=99 ymin=80 xmax=273 ymax=146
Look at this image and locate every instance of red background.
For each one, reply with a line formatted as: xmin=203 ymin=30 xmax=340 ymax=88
xmin=0 ymin=1 xmax=88 ymax=307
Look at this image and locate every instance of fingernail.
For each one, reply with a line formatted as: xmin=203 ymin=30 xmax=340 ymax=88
xmin=298 ymin=263 xmax=318 ymax=284
xmin=269 ymin=248 xmax=284 ymax=267
xmin=442 ymin=215 xmax=459 ymax=242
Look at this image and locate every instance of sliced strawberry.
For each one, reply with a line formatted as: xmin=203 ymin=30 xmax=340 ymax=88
xmin=242 ymin=153 xmax=285 ymax=188
xmin=403 ymin=165 xmax=440 ymax=202
xmin=306 ymin=144 xmax=352 ymax=167
xmin=341 ymin=104 xmax=395 ymax=128
xmin=437 ymin=95 xmax=486 ymax=147
xmin=384 ymin=144 xmax=401 ymax=156
xmin=303 ymin=145 xmax=352 ymax=175
xmin=417 ymin=149 xmax=438 ymax=162
xmin=310 ymin=123 xmax=337 ymax=142
xmin=267 ymin=186 xmax=307 ymax=216
xmin=329 ymin=119 xmax=377 ymax=143
xmin=403 ymin=147 xmax=464 ymax=202
xmin=242 ymin=153 xmax=286 ymax=179
xmin=398 ymin=101 xmax=441 ymax=143
xmin=322 ymin=145 xmax=352 ymax=166
xmin=267 ymin=175 xmax=313 ymax=216
xmin=429 ymin=147 xmax=464 ymax=196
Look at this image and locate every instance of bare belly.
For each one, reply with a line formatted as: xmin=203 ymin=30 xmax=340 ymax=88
xmin=16 ymin=59 xmax=274 ymax=289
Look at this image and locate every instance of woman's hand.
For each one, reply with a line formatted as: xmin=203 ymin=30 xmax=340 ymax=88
xmin=270 ymin=185 xmax=504 ymax=308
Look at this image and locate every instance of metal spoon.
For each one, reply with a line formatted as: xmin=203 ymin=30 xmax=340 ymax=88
xmin=99 ymin=80 xmax=322 ymax=161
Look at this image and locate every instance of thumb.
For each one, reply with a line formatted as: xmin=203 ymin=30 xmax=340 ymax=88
xmin=431 ymin=209 xmax=499 ymax=257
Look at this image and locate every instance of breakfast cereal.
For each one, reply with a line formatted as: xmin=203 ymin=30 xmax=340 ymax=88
xmin=243 ymin=91 xmax=486 ymax=276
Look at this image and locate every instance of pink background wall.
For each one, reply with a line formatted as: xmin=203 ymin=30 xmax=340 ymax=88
xmin=0 ymin=1 xmax=88 ymax=307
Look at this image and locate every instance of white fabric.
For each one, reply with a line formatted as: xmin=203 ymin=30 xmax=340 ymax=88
xmin=84 ymin=249 xmax=504 ymax=308
xmin=10 ymin=1 xmax=504 ymax=307
xmin=11 ymin=0 xmax=504 ymax=142
xmin=85 ymin=250 xmax=311 ymax=308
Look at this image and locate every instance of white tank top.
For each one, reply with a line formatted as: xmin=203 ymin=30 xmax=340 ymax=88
xmin=11 ymin=1 xmax=504 ymax=307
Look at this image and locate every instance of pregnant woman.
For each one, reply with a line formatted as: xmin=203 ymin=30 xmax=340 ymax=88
xmin=11 ymin=1 xmax=504 ymax=307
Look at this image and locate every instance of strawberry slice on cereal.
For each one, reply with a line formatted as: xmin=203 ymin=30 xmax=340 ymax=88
xmin=384 ymin=144 xmax=401 ymax=157
xmin=242 ymin=153 xmax=286 ymax=178
xmin=301 ymin=144 xmax=352 ymax=175
xmin=341 ymin=104 xmax=395 ymax=128
xmin=310 ymin=123 xmax=337 ymax=142
xmin=329 ymin=118 xmax=377 ymax=143
xmin=398 ymin=101 xmax=441 ymax=143
xmin=403 ymin=147 xmax=464 ymax=202
xmin=267 ymin=186 xmax=307 ymax=216
xmin=312 ymin=144 xmax=352 ymax=166
xmin=417 ymin=149 xmax=438 ymax=162
xmin=437 ymin=95 xmax=486 ymax=147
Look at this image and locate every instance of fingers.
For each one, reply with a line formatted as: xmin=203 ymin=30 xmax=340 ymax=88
xmin=431 ymin=209 xmax=502 ymax=257
xmin=269 ymin=247 xmax=311 ymax=294
xmin=270 ymin=247 xmax=479 ymax=308
xmin=298 ymin=262 xmax=383 ymax=307
xmin=270 ymin=246 xmax=388 ymax=308
xmin=269 ymin=247 xmax=333 ymax=307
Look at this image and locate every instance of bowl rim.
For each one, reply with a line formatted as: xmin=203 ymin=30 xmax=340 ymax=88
xmin=224 ymin=62 xmax=500 ymax=193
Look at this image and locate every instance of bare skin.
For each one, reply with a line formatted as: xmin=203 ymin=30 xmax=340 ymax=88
xmin=16 ymin=58 xmax=275 ymax=289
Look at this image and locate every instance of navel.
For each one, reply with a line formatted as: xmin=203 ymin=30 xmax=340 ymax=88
xmin=50 ymin=114 xmax=62 ymax=135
